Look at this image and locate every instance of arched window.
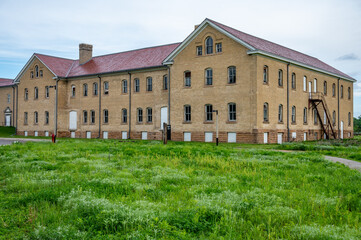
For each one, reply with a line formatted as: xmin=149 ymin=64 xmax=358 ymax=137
xmin=122 ymin=108 xmax=127 ymax=123
xmin=205 ymin=104 xmax=213 ymax=121
xmin=313 ymin=78 xmax=317 ymax=92
xmin=184 ymin=71 xmax=191 ymax=87
xmin=314 ymin=109 xmax=318 ymax=124
xmin=71 ymin=85 xmax=76 ymax=97
xmin=303 ymin=107 xmax=307 ymax=124
xmin=137 ymin=108 xmax=143 ymax=123
xmin=348 ymin=112 xmax=351 ymax=126
xmin=332 ymin=83 xmax=336 ymax=97
xmin=147 ymin=107 xmax=152 ymax=123
xmin=24 ymin=88 xmax=28 ymax=100
xmin=184 ymin=105 xmax=191 ymax=122
xmin=90 ymin=110 xmax=95 ymax=124
xmin=83 ymin=110 xmax=88 ymax=123
xmin=291 ymin=106 xmax=296 ymax=123
xmin=134 ymin=78 xmax=140 ymax=92
xmin=30 ymin=71 xmax=34 ymax=79
xmin=45 ymin=86 xmax=49 ymax=98
xmin=93 ymin=82 xmax=98 ymax=95
xmin=39 ymin=70 xmax=43 ymax=77
xmin=83 ymin=84 xmax=88 ymax=96
xmin=35 ymin=65 xmax=39 ymax=78
xmin=341 ymin=85 xmax=344 ymax=98
xmin=205 ymin=68 xmax=213 ymax=85
xmin=228 ymin=66 xmax=236 ymax=84
xmin=34 ymin=111 xmax=38 ymax=124
xmin=332 ymin=111 xmax=336 ymax=126
xmin=34 ymin=87 xmax=39 ymax=99
xmin=122 ymin=80 xmax=127 ymax=93
xmin=278 ymin=104 xmax=283 ymax=122
xmin=291 ymin=73 xmax=296 ymax=89
xmin=323 ymin=81 xmax=327 ymax=95
xmin=24 ymin=112 xmax=28 ymax=124
xmin=263 ymin=66 xmax=268 ymax=84
xmin=303 ymin=76 xmax=307 ymax=91
xmin=348 ymin=87 xmax=351 ymax=100
xmin=104 ymin=81 xmax=109 ymax=94
xmin=205 ymin=37 xmax=213 ymax=54
xmin=228 ymin=103 xmax=236 ymax=121
xmin=103 ymin=109 xmax=109 ymax=123
xmin=45 ymin=111 xmax=49 ymax=125
xmin=163 ymin=75 xmax=168 ymax=90
xmin=278 ymin=70 xmax=283 ymax=86
xmin=146 ymin=77 xmax=152 ymax=91
xmin=263 ymin=103 xmax=269 ymax=122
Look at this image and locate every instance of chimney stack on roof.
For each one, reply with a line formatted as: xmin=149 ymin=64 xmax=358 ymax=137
xmin=79 ymin=43 xmax=93 ymax=64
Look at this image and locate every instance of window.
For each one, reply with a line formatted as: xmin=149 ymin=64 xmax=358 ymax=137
xmin=278 ymin=70 xmax=283 ymax=86
xmin=90 ymin=110 xmax=95 ymax=124
xmin=196 ymin=46 xmax=202 ymax=56
xmin=39 ymin=70 xmax=43 ymax=77
xmin=314 ymin=79 xmax=317 ymax=92
xmin=205 ymin=37 xmax=213 ymax=54
xmin=93 ymin=82 xmax=98 ymax=95
xmin=146 ymin=77 xmax=152 ymax=91
xmin=332 ymin=111 xmax=336 ymax=126
xmin=263 ymin=66 xmax=268 ymax=84
xmin=303 ymin=107 xmax=307 ymax=124
xmin=314 ymin=109 xmax=318 ymax=124
xmin=184 ymin=105 xmax=191 ymax=122
xmin=348 ymin=87 xmax=351 ymax=100
xmin=163 ymin=75 xmax=168 ymax=90
xmin=83 ymin=111 xmax=88 ymax=123
xmin=34 ymin=111 xmax=38 ymax=124
xmin=278 ymin=104 xmax=283 ymax=122
xmin=228 ymin=66 xmax=236 ymax=84
xmin=24 ymin=112 xmax=28 ymax=124
xmin=341 ymin=85 xmax=343 ymax=98
xmin=216 ymin=43 xmax=222 ymax=53
xmin=34 ymin=87 xmax=39 ymax=99
xmin=303 ymin=76 xmax=307 ymax=91
xmin=24 ymin=88 xmax=28 ymax=100
xmin=71 ymin=85 xmax=75 ymax=97
xmin=35 ymin=65 xmax=39 ymax=78
xmin=83 ymin=84 xmax=88 ymax=96
xmin=30 ymin=71 xmax=34 ymax=79
xmin=348 ymin=112 xmax=351 ymax=126
xmin=137 ymin=108 xmax=143 ymax=123
xmin=332 ymin=83 xmax=336 ymax=97
xmin=205 ymin=68 xmax=213 ymax=85
xmin=291 ymin=73 xmax=296 ymax=89
xmin=122 ymin=80 xmax=127 ymax=93
xmin=228 ymin=103 xmax=236 ymax=121
xmin=122 ymin=108 xmax=127 ymax=123
xmin=291 ymin=106 xmax=296 ymax=123
xmin=103 ymin=109 xmax=109 ymax=123
xmin=184 ymin=71 xmax=191 ymax=87
xmin=45 ymin=86 xmax=49 ymax=98
xmin=205 ymin=104 xmax=213 ymax=121
xmin=134 ymin=78 xmax=140 ymax=92
xmin=7 ymin=94 xmax=10 ymax=103
xmin=263 ymin=103 xmax=269 ymax=122
xmin=147 ymin=108 xmax=152 ymax=123
xmin=323 ymin=81 xmax=327 ymax=95
xmin=45 ymin=111 xmax=49 ymax=125
xmin=104 ymin=82 xmax=109 ymax=95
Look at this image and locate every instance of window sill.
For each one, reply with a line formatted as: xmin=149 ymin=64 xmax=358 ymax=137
xmin=146 ymin=91 xmax=153 ymax=93
xmin=146 ymin=122 xmax=153 ymax=125
xmin=183 ymin=86 xmax=192 ymax=89
xmin=226 ymin=121 xmax=237 ymax=124
xmin=103 ymin=123 xmax=109 ymax=125
xmin=82 ymin=123 xmax=88 ymax=125
xmin=226 ymin=83 xmax=236 ymax=86
xmin=121 ymin=122 xmax=128 ymax=125
xmin=303 ymin=123 xmax=308 ymax=125
xmin=204 ymin=85 xmax=213 ymax=88
xmin=203 ymin=121 xmax=214 ymax=124
xmin=263 ymin=121 xmax=269 ymax=124
xmin=291 ymin=122 xmax=297 ymax=125
xmin=24 ymin=123 xmax=28 ymax=126
xmin=278 ymin=121 xmax=284 ymax=124
xmin=263 ymin=82 xmax=269 ymax=85
xmin=278 ymin=85 xmax=284 ymax=88
xmin=136 ymin=122 xmax=143 ymax=125
xmin=90 ymin=123 xmax=96 ymax=125
xmin=183 ymin=121 xmax=192 ymax=124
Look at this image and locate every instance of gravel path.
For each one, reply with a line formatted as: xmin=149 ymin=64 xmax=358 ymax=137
xmin=0 ymin=137 xmax=50 ymax=146
xmin=324 ymin=155 xmax=361 ymax=172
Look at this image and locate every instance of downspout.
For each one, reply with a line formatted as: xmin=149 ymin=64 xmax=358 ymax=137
xmin=286 ymin=63 xmax=290 ymax=142
xmin=128 ymin=72 xmax=132 ymax=139
xmin=55 ymin=78 xmax=59 ymax=136
xmin=12 ymin=85 xmax=15 ymax=128
xmin=15 ymin=84 xmax=18 ymax=134
xmin=337 ymin=78 xmax=340 ymax=139
xmin=167 ymin=65 xmax=171 ymax=139
xmin=98 ymin=75 xmax=102 ymax=138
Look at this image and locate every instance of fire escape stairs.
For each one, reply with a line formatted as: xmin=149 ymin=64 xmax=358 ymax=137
xmin=309 ymin=92 xmax=337 ymax=139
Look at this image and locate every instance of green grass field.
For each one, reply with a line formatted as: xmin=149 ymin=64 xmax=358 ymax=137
xmin=1 ymin=139 xmax=360 ymax=239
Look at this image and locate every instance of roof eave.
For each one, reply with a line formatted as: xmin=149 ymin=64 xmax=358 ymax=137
xmin=248 ymin=50 xmax=357 ymax=83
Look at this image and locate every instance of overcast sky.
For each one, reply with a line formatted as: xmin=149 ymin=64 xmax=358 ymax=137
xmin=0 ymin=0 xmax=360 ymax=116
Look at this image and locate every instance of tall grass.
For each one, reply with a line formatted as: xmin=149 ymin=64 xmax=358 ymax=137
xmin=0 ymin=139 xmax=360 ymax=239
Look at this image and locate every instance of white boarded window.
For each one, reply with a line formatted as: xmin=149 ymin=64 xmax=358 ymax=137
xmin=184 ymin=132 xmax=191 ymax=142
xmin=228 ymin=132 xmax=236 ymax=143
xmin=205 ymin=132 xmax=213 ymax=142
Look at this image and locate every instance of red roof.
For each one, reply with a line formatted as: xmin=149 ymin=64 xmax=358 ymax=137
xmin=35 ymin=43 xmax=180 ymax=78
xmin=0 ymin=78 xmax=14 ymax=87
xmin=208 ymin=19 xmax=354 ymax=80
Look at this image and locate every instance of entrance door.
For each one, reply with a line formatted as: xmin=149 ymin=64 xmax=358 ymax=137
xmin=304 ymin=132 xmax=307 ymax=141
xmin=263 ymin=132 xmax=268 ymax=144
xmin=340 ymin=121 xmax=344 ymax=139
xmin=5 ymin=115 xmax=10 ymax=126
xmin=277 ymin=133 xmax=283 ymax=144
xmin=160 ymin=107 xmax=168 ymax=130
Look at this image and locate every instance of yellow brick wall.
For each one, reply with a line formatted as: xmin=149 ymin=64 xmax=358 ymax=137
xmin=0 ymin=86 xmax=14 ymax=126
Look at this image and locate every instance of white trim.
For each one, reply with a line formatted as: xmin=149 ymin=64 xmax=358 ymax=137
xmin=247 ymin=50 xmax=356 ymax=83
xmin=14 ymin=54 xmax=57 ymax=83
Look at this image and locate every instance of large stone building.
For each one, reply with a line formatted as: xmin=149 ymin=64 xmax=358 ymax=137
xmin=2 ymin=19 xmax=356 ymax=143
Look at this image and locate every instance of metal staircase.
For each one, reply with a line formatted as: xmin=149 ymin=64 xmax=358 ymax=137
xmin=309 ymin=92 xmax=337 ymax=139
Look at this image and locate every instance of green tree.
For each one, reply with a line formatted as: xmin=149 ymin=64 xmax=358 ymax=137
xmin=354 ymin=115 xmax=361 ymax=132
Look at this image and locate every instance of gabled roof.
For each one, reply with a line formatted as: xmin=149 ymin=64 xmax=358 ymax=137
xmin=0 ymin=78 xmax=14 ymax=87
xmin=164 ymin=18 xmax=356 ymax=82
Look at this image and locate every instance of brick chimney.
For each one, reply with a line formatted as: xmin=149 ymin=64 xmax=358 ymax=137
xmin=79 ymin=43 xmax=93 ymax=64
